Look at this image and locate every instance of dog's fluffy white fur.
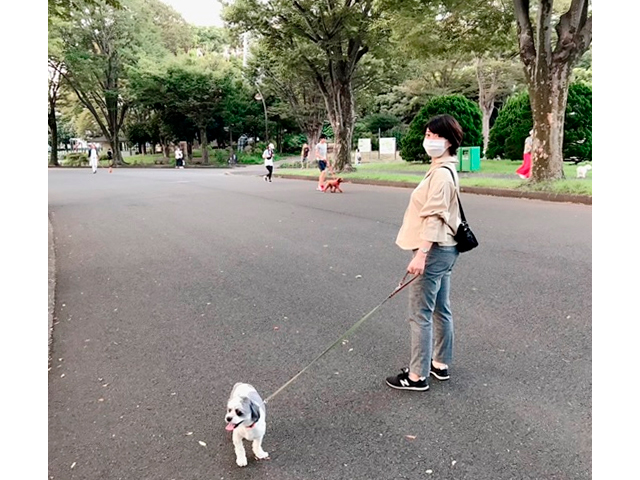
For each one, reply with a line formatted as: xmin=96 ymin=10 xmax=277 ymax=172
xmin=225 ymin=383 xmax=269 ymax=467
xmin=576 ymin=164 xmax=592 ymax=178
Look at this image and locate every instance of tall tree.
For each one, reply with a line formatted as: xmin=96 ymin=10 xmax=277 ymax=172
xmin=514 ymin=0 xmax=592 ymax=181
xmin=247 ymin=45 xmax=326 ymax=158
xmin=130 ymin=58 xmax=234 ymax=164
xmin=53 ymin=0 xmax=189 ymax=164
xmin=224 ymin=0 xmax=386 ymax=172
xmin=384 ymin=0 xmax=521 ymax=154
xmin=48 ymin=27 xmax=66 ymax=167
xmin=48 ymin=62 xmax=63 ymax=166
xmin=54 ymin=1 xmax=139 ymax=164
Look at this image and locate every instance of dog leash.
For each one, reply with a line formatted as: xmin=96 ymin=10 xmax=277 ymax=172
xmin=264 ymin=272 xmax=419 ymax=404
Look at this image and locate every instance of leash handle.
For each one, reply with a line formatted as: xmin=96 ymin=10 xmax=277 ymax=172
xmin=264 ymin=272 xmax=418 ymax=404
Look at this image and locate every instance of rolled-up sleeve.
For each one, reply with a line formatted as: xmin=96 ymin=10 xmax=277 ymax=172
xmin=418 ymin=171 xmax=456 ymax=243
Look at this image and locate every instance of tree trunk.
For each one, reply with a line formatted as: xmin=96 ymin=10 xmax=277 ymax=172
xmin=513 ymin=0 xmax=591 ymax=182
xmin=306 ymin=125 xmax=323 ymax=162
xmin=200 ymin=128 xmax=209 ymax=164
xmin=48 ymin=107 xmax=60 ymax=167
xmin=110 ymin=135 xmax=125 ymax=165
xmin=476 ymin=58 xmax=497 ymax=156
xmin=529 ymin=65 xmax=571 ymax=181
xmin=325 ymin=81 xmax=356 ymax=172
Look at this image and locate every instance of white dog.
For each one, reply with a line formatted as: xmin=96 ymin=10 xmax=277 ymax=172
xmin=225 ymin=383 xmax=269 ymax=467
xmin=576 ymin=164 xmax=592 ymax=178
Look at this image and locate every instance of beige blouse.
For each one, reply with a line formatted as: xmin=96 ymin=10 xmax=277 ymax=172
xmin=395 ymin=156 xmax=461 ymax=249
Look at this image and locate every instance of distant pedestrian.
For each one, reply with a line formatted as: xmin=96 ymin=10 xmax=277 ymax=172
xmin=107 ymin=149 xmax=114 ymax=173
xmin=174 ymin=145 xmax=184 ymax=169
xmin=316 ymin=134 xmax=329 ymax=190
xmin=263 ymin=143 xmax=275 ymax=182
xmin=301 ymin=143 xmax=310 ymax=168
xmin=516 ymin=130 xmax=533 ymax=179
xmin=88 ymin=144 xmax=99 ymax=174
xmin=355 ymin=147 xmax=362 ymax=165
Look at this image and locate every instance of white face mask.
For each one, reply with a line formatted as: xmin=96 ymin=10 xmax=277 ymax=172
xmin=423 ymin=138 xmax=448 ymax=158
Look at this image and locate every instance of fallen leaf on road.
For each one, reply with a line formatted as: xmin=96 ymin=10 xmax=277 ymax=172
xmin=405 ymin=435 xmax=416 ymax=440
xmin=355 ymin=275 xmax=362 ymax=279
xmin=274 ymin=326 xmax=279 ymax=330
xmin=186 ymin=432 xmax=193 ymax=436
xmin=70 ymin=462 xmax=76 ymax=469
xmin=199 ymin=441 xmax=207 ymax=447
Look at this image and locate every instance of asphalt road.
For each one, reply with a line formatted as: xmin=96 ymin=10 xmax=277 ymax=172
xmin=48 ymin=166 xmax=591 ymax=480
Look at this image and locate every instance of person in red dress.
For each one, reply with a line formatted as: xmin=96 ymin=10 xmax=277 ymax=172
xmin=516 ymin=130 xmax=533 ymax=179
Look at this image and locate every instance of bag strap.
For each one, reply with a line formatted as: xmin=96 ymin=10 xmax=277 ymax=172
xmin=442 ymin=166 xmax=467 ymax=223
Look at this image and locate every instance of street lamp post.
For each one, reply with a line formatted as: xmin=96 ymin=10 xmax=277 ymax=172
xmin=254 ymin=88 xmax=268 ymax=144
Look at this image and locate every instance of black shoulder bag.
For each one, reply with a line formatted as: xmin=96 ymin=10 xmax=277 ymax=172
xmin=444 ymin=167 xmax=479 ymax=253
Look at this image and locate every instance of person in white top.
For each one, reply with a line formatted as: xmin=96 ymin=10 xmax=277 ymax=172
xmin=174 ymin=145 xmax=184 ymax=169
xmin=262 ymin=143 xmax=275 ymax=182
xmin=315 ymin=134 xmax=330 ymax=190
xmin=88 ymin=144 xmax=99 ymax=174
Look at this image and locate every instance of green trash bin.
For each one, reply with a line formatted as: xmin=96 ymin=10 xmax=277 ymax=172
xmin=457 ymin=147 xmax=481 ymax=172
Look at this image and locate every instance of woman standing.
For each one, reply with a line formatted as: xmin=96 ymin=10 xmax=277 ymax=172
xmin=301 ymin=143 xmax=310 ymax=168
xmin=88 ymin=144 xmax=99 ymax=174
xmin=386 ymin=114 xmax=463 ymax=392
xmin=516 ymin=130 xmax=533 ymax=179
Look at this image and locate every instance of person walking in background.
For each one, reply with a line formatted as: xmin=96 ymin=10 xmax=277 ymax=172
xmin=107 ymin=149 xmax=114 ymax=173
xmin=174 ymin=145 xmax=184 ymax=169
xmin=386 ymin=114 xmax=463 ymax=392
xmin=263 ymin=143 xmax=275 ymax=182
xmin=301 ymin=143 xmax=310 ymax=168
xmin=355 ymin=147 xmax=362 ymax=165
xmin=516 ymin=130 xmax=533 ymax=179
xmin=88 ymin=144 xmax=99 ymax=174
xmin=316 ymin=134 xmax=329 ymax=190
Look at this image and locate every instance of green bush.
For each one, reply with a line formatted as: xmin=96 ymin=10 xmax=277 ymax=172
xmin=237 ymin=151 xmax=264 ymax=165
xmin=400 ymin=95 xmax=483 ymax=163
xmin=283 ymin=133 xmax=307 ymax=153
xmin=210 ymin=149 xmax=228 ymax=164
xmin=486 ymin=83 xmax=592 ymax=161
xmin=486 ymin=91 xmax=532 ymax=160
xmin=63 ymin=153 xmax=89 ymax=166
xmin=364 ymin=113 xmax=401 ymax=133
xmin=564 ymin=83 xmax=592 ymax=162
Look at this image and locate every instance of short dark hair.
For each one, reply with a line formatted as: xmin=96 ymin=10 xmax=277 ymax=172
xmin=426 ymin=114 xmax=464 ymax=156
xmin=320 ymin=134 xmax=327 ymax=140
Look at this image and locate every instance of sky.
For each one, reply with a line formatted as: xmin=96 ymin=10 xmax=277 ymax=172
xmin=161 ymin=0 xmax=224 ymax=27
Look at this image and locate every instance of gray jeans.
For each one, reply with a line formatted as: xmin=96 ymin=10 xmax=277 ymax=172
xmin=408 ymin=244 xmax=459 ymax=377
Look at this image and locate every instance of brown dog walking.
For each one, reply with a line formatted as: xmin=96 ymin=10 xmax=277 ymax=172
xmin=324 ymin=177 xmax=343 ymax=193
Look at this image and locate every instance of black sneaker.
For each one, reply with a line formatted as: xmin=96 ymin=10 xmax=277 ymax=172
xmin=430 ymin=362 xmax=450 ymax=381
xmin=385 ymin=368 xmax=429 ymax=391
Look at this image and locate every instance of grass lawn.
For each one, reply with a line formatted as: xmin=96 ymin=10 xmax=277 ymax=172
xmin=276 ymin=158 xmax=592 ymax=196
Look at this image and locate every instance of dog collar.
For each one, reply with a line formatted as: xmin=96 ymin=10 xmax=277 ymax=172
xmin=245 ymin=421 xmax=257 ymax=429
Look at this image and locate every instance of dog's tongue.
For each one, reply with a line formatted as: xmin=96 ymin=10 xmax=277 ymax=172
xmin=225 ymin=423 xmax=235 ymax=431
